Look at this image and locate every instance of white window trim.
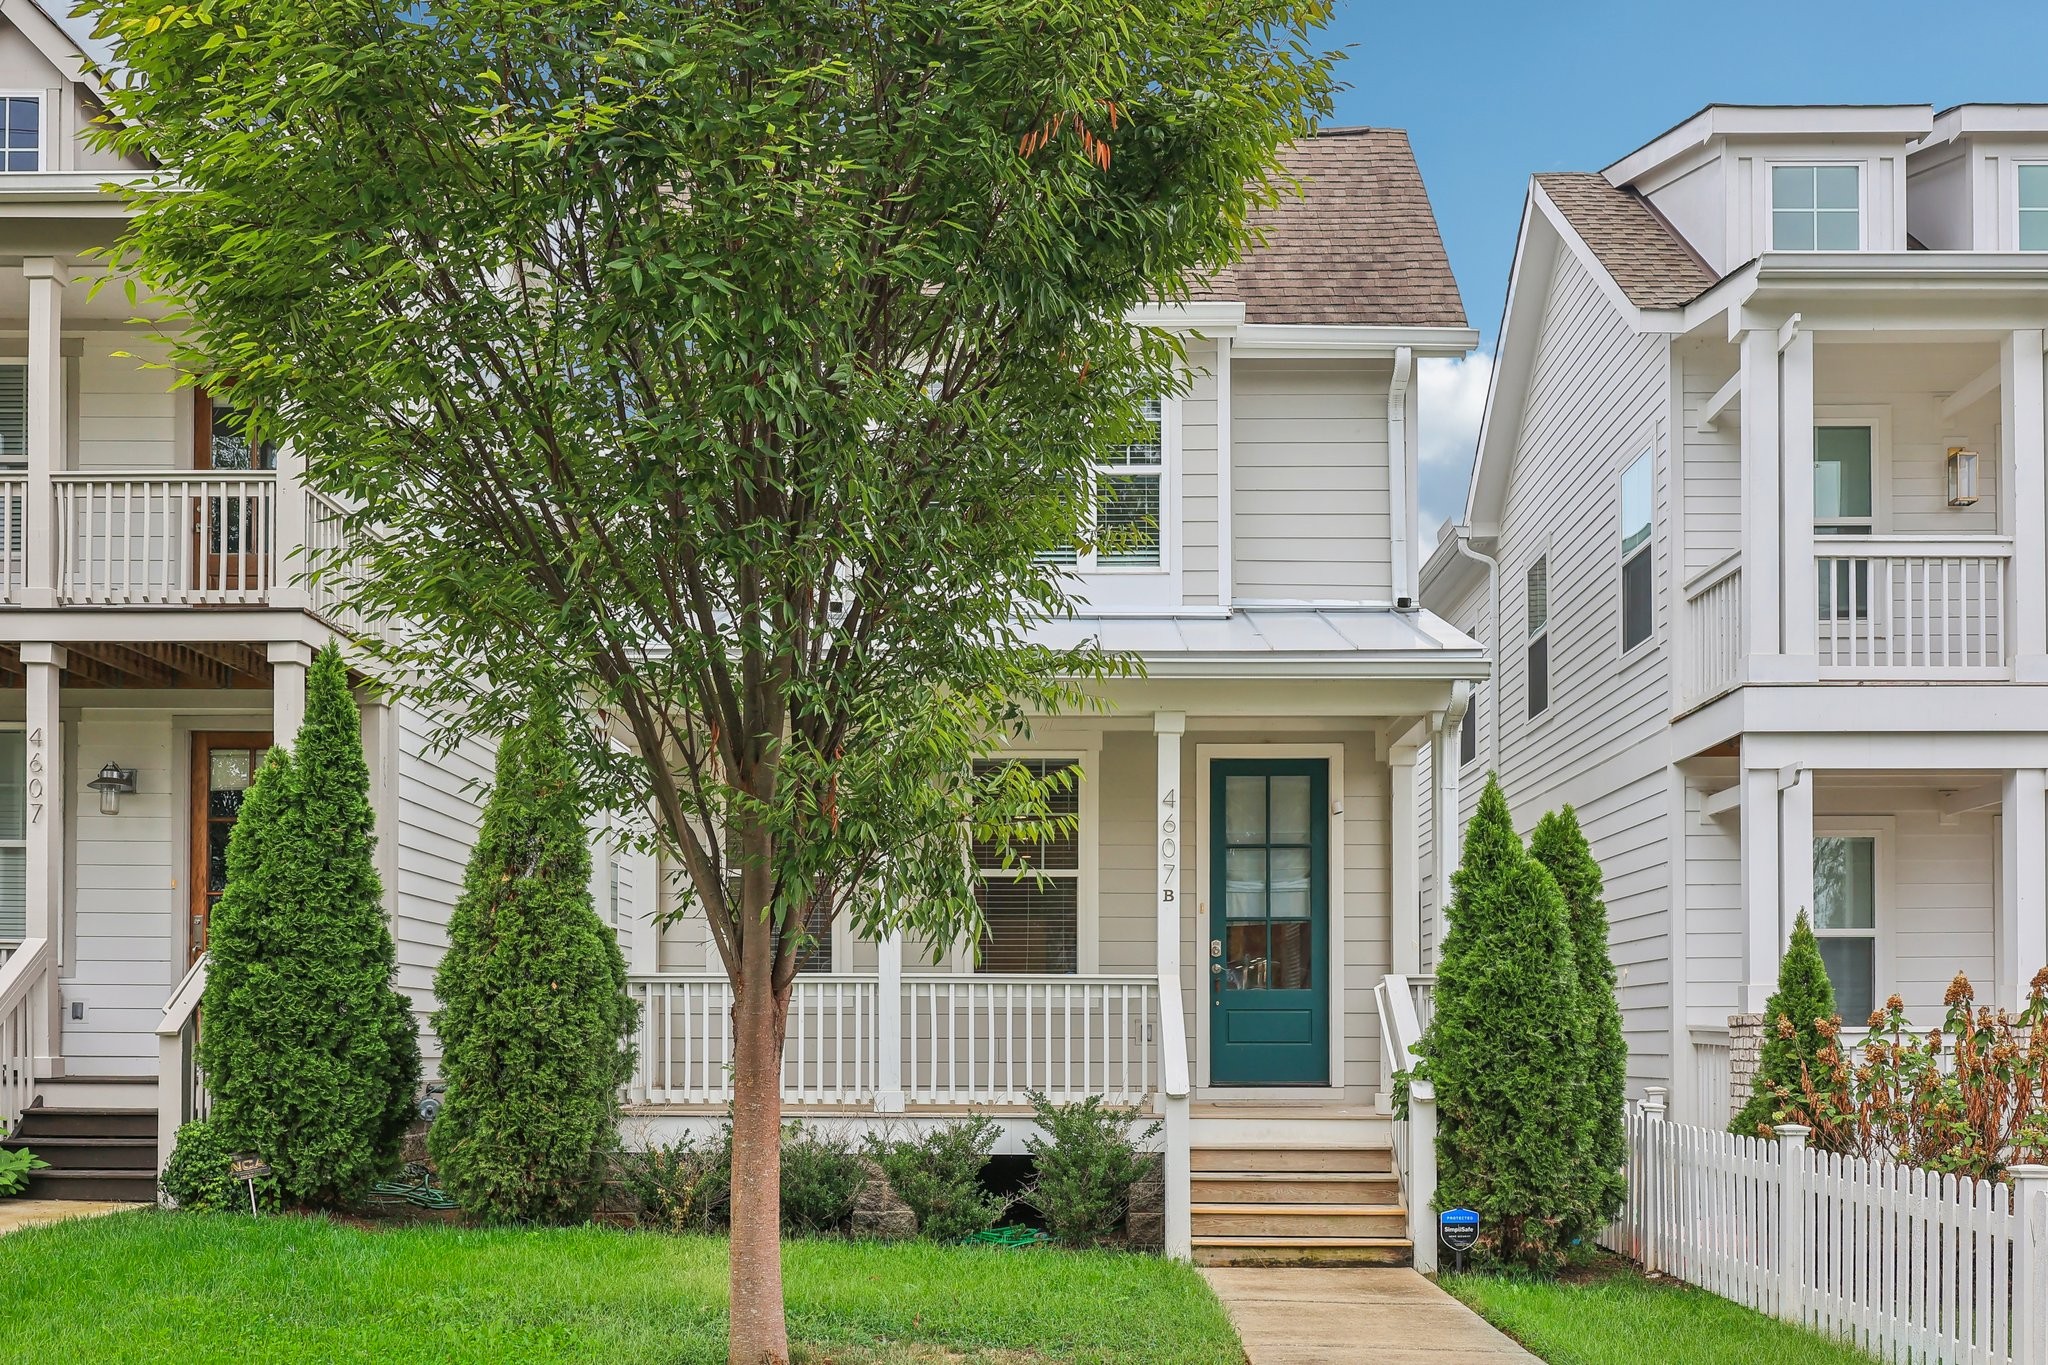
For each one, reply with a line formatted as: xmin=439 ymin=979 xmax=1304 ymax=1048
xmin=1766 ymin=160 xmax=1868 ymax=253
xmin=1192 ymin=741 xmax=1346 ymax=1101
xmin=2014 ymin=160 xmax=2048 ymax=252
xmin=1524 ymin=545 xmax=1552 ymax=724
xmin=1457 ymin=675 xmax=1481 ymax=771
xmin=1618 ymin=447 xmax=1656 ymax=658
xmin=0 ymin=93 xmax=47 ymax=175
xmin=1812 ymin=407 xmax=1892 ymax=531
xmin=950 ymin=741 xmax=1101 ymax=976
xmin=1812 ymin=816 xmax=1895 ymax=1031
xmin=1065 ymin=391 xmax=1183 ymax=609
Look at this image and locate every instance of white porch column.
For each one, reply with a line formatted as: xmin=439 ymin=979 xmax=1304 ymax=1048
xmin=1999 ymin=769 xmax=2048 ymax=1013
xmin=1154 ymin=712 xmax=1186 ymax=991
xmin=1779 ymin=327 xmax=1817 ymax=674
xmin=1389 ymin=735 xmax=1420 ymax=977
xmin=22 ymin=643 xmax=63 ymax=1073
xmin=1739 ymin=327 xmax=1785 ymax=677
xmin=272 ymin=438 xmax=309 ymax=610
xmin=874 ymin=928 xmax=905 ymax=1113
xmin=1739 ymin=762 xmax=1782 ymax=1014
xmin=1430 ymin=686 xmax=1469 ymax=928
xmin=1778 ymin=767 xmax=1814 ymax=951
xmin=2003 ymin=330 xmax=2048 ymax=680
xmin=268 ymin=641 xmax=314 ymax=743
xmin=22 ymin=259 xmax=67 ymax=609
xmin=355 ymin=687 xmax=400 ymax=918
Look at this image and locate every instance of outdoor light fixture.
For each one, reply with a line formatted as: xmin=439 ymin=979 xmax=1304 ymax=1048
xmin=87 ymin=762 xmax=137 ymax=815
xmin=1947 ymin=447 xmax=1980 ymax=507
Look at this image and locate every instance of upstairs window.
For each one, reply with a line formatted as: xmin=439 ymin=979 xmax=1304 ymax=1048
xmin=1620 ymin=450 xmax=1654 ymax=652
xmin=2021 ymin=166 xmax=2048 ymax=251
xmin=971 ymin=758 xmax=1080 ymax=974
xmin=1771 ymin=165 xmax=1860 ymax=251
xmin=0 ymin=97 xmax=38 ymax=173
xmin=1525 ymin=557 xmax=1550 ymax=719
xmin=1044 ymin=397 xmax=1164 ymax=570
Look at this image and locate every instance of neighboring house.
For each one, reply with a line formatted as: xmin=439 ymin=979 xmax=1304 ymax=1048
xmin=1421 ymin=103 xmax=2048 ymax=1132
xmin=0 ymin=5 xmax=655 ymax=1199
xmin=626 ymin=128 xmax=1482 ymax=1264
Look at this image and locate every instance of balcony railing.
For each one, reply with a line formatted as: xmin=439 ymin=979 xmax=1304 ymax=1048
xmin=1683 ymin=553 xmax=1744 ymax=707
xmin=1815 ymin=537 xmax=2010 ymax=676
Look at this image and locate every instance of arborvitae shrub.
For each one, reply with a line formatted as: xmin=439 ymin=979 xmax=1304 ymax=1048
xmin=1024 ymin=1091 xmax=1160 ymax=1246
xmin=198 ymin=645 xmax=420 ymax=1208
xmin=1732 ymin=910 xmax=1841 ymax=1139
xmin=1421 ymin=775 xmax=1589 ymax=1271
xmin=429 ymin=707 xmax=637 ymax=1223
xmin=1530 ymin=805 xmax=1628 ymax=1234
xmin=864 ymin=1116 xmax=1007 ymax=1242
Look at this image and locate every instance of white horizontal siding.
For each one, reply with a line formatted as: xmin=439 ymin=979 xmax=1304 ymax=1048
xmin=397 ymin=705 xmax=491 ymax=1066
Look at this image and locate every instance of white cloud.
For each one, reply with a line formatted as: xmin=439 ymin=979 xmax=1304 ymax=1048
xmin=1416 ymin=351 xmax=1492 ymax=555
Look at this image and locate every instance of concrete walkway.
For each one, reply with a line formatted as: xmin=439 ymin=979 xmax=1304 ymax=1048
xmin=0 ymin=1199 xmax=138 ymax=1237
xmin=1203 ymin=1267 xmax=1540 ymax=1365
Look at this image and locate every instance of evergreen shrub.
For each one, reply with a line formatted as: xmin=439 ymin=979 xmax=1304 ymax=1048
xmin=778 ymin=1120 xmax=865 ymax=1235
xmin=1023 ymin=1092 xmax=1160 ymax=1246
xmin=1732 ymin=910 xmax=1841 ymax=1139
xmin=864 ymin=1115 xmax=1007 ymax=1242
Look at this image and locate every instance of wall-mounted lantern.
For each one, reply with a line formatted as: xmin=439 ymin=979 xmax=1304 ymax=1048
xmin=87 ymin=762 xmax=138 ymax=815
xmin=1947 ymin=447 xmax=1981 ymax=507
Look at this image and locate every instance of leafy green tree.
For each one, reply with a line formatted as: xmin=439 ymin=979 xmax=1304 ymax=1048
xmin=1732 ymin=911 xmax=1841 ymax=1138
xmin=91 ymin=3 xmax=1333 ymax=1354
xmin=1421 ymin=776 xmax=1588 ymax=1270
xmin=429 ymin=708 xmax=637 ymax=1223
xmin=198 ymin=645 xmax=420 ymax=1208
xmin=1530 ymin=806 xmax=1627 ymax=1233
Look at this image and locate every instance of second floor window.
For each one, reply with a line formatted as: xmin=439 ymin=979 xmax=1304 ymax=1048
xmin=2021 ymin=166 xmax=2048 ymax=252
xmin=972 ymin=757 xmax=1080 ymax=974
xmin=1044 ymin=398 xmax=1164 ymax=570
xmin=1526 ymin=557 xmax=1550 ymax=719
xmin=1771 ymin=165 xmax=1859 ymax=251
xmin=1620 ymin=450 xmax=1653 ymax=652
xmin=1458 ymin=692 xmax=1478 ymax=768
xmin=0 ymin=97 xmax=38 ymax=173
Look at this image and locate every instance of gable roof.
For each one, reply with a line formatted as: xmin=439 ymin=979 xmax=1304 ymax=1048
xmin=1533 ymin=173 xmax=1718 ymax=309
xmin=1192 ymin=127 xmax=1467 ymax=328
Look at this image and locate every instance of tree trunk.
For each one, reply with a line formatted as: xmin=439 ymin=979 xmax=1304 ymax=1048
xmin=728 ymin=914 xmax=791 ymax=1364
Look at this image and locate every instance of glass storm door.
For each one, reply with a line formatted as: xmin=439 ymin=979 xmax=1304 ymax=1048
xmin=1209 ymin=758 xmax=1329 ymax=1085
xmin=189 ymin=732 xmax=271 ymax=964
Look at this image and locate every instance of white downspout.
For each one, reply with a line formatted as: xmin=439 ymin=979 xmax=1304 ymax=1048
xmin=1451 ymin=533 xmax=1503 ymax=773
xmin=1387 ymin=346 xmax=1414 ymax=605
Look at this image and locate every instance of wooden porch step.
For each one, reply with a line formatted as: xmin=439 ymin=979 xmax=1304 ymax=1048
xmin=2 ymin=1135 xmax=156 ymax=1171
xmin=1191 ymin=1172 xmax=1400 ymax=1204
xmin=7 ymin=1107 xmax=156 ymax=1140
xmin=1192 ymin=1202 xmax=1407 ymax=1239
xmin=1190 ymin=1145 xmax=1392 ymax=1174
xmin=1191 ymin=1235 xmax=1412 ymax=1268
xmin=20 ymin=1167 xmax=156 ymax=1203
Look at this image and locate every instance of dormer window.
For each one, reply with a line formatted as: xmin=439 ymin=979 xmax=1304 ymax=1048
xmin=0 ymin=97 xmax=39 ymax=173
xmin=2021 ymin=166 xmax=2048 ymax=251
xmin=1771 ymin=165 xmax=1860 ymax=251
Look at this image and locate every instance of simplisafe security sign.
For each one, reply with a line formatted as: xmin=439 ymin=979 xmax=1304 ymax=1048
xmin=1439 ymin=1207 xmax=1479 ymax=1253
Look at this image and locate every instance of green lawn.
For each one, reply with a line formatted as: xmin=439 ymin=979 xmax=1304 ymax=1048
xmin=0 ymin=1210 xmax=1243 ymax=1364
xmin=1445 ymin=1260 xmax=1876 ymax=1365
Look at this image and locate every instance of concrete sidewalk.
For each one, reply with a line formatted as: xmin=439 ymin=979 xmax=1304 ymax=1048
xmin=0 ymin=1199 xmax=138 ymax=1237
xmin=1203 ymin=1266 xmax=1540 ymax=1365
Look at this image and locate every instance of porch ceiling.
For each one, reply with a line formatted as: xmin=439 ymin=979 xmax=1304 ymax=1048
xmin=0 ymin=641 xmax=271 ymax=690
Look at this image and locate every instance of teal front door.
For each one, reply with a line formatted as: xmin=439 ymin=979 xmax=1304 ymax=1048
xmin=1209 ymin=759 xmax=1329 ymax=1085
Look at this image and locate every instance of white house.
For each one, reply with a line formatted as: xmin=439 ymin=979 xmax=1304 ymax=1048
xmin=1420 ymin=103 xmax=2048 ymax=1133
xmin=623 ymin=127 xmax=1482 ymax=1265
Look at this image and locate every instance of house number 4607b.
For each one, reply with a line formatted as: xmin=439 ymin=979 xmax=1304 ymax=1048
xmin=1159 ymin=787 xmax=1177 ymax=902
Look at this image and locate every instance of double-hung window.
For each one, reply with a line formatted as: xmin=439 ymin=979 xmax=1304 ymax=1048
xmin=0 ymin=364 xmax=25 ymax=470
xmin=0 ymin=97 xmax=38 ymax=173
xmin=1772 ymin=165 xmax=1860 ymax=251
xmin=0 ymin=728 xmax=23 ymax=944
xmin=1526 ymin=557 xmax=1550 ymax=719
xmin=972 ymin=758 xmax=1080 ymax=974
xmin=1046 ymin=398 xmax=1164 ymax=570
xmin=1812 ymin=834 xmax=1879 ymax=1024
xmin=1815 ymin=425 xmax=1876 ymax=620
xmin=1458 ymin=691 xmax=1478 ymax=768
xmin=2021 ymin=166 xmax=2048 ymax=251
xmin=792 ymin=892 xmax=834 ymax=973
xmin=1619 ymin=450 xmax=1653 ymax=652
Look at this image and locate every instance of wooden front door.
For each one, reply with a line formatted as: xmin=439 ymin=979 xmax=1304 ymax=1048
xmin=1208 ymin=758 xmax=1330 ymax=1086
xmin=189 ymin=732 xmax=272 ymax=964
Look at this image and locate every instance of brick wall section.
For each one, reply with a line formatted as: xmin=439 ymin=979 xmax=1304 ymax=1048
xmin=1727 ymin=1012 xmax=1765 ymax=1118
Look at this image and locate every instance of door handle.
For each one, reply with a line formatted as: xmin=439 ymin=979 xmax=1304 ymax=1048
xmin=1210 ymin=962 xmax=1223 ymax=996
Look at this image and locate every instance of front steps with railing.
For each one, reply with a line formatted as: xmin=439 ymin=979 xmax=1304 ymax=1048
xmin=4 ymin=1079 xmax=158 ymax=1202
xmin=1189 ymin=1143 xmax=1410 ymax=1266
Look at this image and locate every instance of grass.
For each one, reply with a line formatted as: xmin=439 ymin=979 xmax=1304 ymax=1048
xmin=1444 ymin=1257 xmax=1877 ymax=1365
xmin=0 ymin=1210 xmax=1244 ymax=1364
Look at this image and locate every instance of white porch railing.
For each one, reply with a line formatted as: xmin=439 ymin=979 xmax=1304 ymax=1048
xmin=1683 ymin=553 xmax=1743 ymax=706
xmin=1691 ymin=1027 xmax=1734 ymax=1129
xmin=56 ymin=472 xmax=279 ymax=605
xmin=153 ymin=954 xmax=211 ymax=1175
xmin=302 ymin=488 xmax=367 ymax=634
xmin=1605 ymin=1091 xmax=2048 ymax=1365
xmin=1375 ymin=972 xmax=1437 ymax=1274
xmin=0 ymin=937 xmax=53 ymax=1137
xmin=1815 ymin=538 xmax=2011 ymax=675
xmin=628 ymin=974 xmax=882 ymax=1106
xmin=0 ymin=474 xmax=24 ymax=605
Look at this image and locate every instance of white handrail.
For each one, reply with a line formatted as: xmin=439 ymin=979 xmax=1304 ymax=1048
xmin=1376 ymin=972 xmax=1438 ymax=1273
xmin=0 ymin=937 xmax=52 ymax=1136
xmin=154 ymin=952 xmax=210 ymax=1174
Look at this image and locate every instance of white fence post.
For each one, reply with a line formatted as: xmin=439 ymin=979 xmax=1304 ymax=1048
xmin=1774 ymin=1124 xmax=1811 ymax=1327
xmin=1640 ymin=1088 xmax=1665 ymax=1276
xmin=2014 ymin=1164 xmax=2048 ymax=1365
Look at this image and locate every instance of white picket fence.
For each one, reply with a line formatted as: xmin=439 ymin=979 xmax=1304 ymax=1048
xmin=1604 ymin=1089 xmax=2048 ymax=1364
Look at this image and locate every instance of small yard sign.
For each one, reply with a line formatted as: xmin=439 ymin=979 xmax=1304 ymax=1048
xmin=229 ymin=1154 xmax=272 ymax=1216
xmin=1439 ymin=1207 xmax=1479 ymax=1272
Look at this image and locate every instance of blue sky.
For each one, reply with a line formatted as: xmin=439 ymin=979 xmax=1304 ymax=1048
xmin=1320 ymin=0 xmax=2048 ymax=538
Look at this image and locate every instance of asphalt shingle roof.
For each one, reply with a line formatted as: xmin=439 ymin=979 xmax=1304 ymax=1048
xmin=1533 ymin=172 xmax=1721 ymax=309
xmin=1192 ymin=128 xmax=1467 ymax=328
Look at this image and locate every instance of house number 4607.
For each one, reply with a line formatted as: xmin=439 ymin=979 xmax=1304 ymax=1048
xmin=1159 ymin=787 xmax=1178 ymax=902
xmin=26 ymin=725 xmax=44 ymax=825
